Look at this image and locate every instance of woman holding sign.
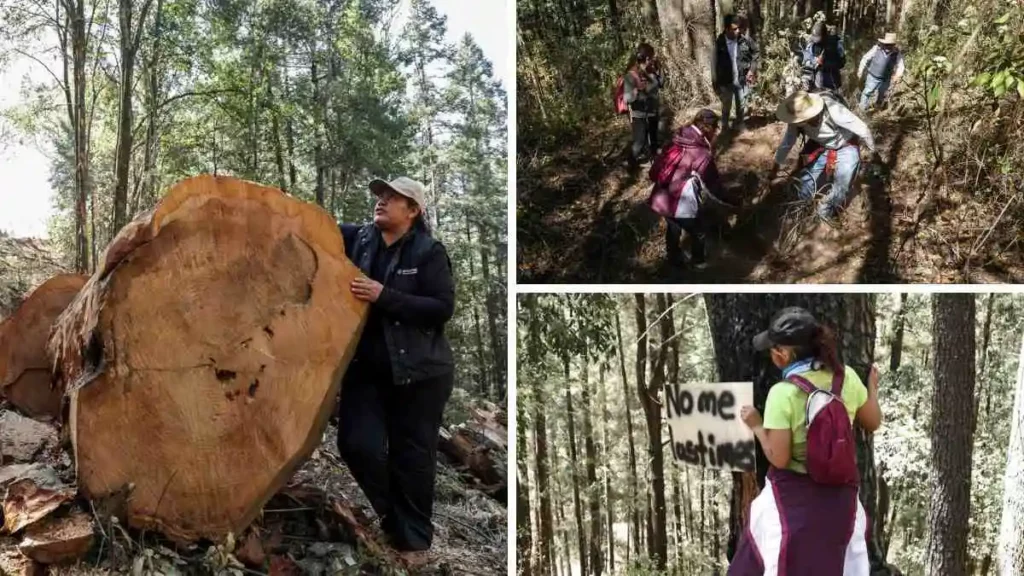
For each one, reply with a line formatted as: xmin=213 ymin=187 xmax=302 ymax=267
xmin=728 ymin=307 xmax=883 ymax=575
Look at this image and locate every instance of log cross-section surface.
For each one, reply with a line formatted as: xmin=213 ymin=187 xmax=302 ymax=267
xmin=0 ymin=274 xmax=88 ymax=420
xmin=48 ymin=175 xmax=369 ymax=542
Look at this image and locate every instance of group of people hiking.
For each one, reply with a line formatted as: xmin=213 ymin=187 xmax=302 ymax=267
xmin=620 ymin=18 xmax=905 ymax=268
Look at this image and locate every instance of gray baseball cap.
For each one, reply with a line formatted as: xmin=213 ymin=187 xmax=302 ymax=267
xmin=368 ymin=176 xmax=428 ymax=209
xmin=753 ymin=307 xmax=818 ymax=351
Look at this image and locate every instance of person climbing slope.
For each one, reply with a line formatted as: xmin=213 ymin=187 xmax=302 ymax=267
xmin=858 ymin=33 xmax=905 ymax=111
xmin=802 ymin=21 xmax=846 ymax=97
xmin=769 ymin=90 xmax=880 ymax=221
xmin=647 ymin=109 xmax=723 ymax=269
xmin=623 ymin=42 xmax=665 ymax=167
xmin=729 ymin=307 xmax=883 ymax=575
xmin=712 ymin=14 xmax=760 ymax=131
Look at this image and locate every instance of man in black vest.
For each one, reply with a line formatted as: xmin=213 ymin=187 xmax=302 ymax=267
xmin=712 ymin=14 xmax=760 ymax=131
xmin=337 ymin=176 xmax=455 ymax=568
xmin=858 ymin=33 xmax=905 ymax=110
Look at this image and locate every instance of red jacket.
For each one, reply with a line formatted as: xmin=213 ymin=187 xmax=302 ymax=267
xmin=647 ymin=125 xmax=722 ymax=218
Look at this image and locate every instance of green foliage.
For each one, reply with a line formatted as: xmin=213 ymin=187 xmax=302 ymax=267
xmin=968 ymin=4 xmax=1024 ymax=100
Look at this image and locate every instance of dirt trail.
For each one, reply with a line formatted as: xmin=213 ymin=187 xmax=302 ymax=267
xmin=518 ymin=109 xmax=1020 ymax=284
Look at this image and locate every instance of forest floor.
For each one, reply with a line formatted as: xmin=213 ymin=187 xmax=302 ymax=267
xmin=517 ymin=106 xmax=1024 ymax=284
xmin=0 ymin=423 xmax=507 ymax=576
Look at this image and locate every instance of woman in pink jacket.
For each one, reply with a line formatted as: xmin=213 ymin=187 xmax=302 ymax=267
xmin=647 ymin=109 xmax=723 ymax=268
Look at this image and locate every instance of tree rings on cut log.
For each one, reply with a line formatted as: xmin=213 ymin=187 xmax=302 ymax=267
xmin=0 ymin=274 xmax=88 ymax=420
xmin=48 ymin=175 xmax=369 ymax=542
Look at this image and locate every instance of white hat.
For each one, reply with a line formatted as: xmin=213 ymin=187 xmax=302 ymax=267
xmin=776 ymin=91 xmax=825 ymax=124
xmin=878 ymin=32 xmax=897 ymax=44
xmin=368 ymin=176 xmax=428 ymax=209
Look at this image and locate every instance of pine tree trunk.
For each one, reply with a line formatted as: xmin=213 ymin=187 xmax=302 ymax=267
xmin=582 ymin=359 xmax=602 ymax=576
xmin=998 ymin=332 xmax=1024 ymax=573
xmin=615 ymin=309 xmax=642 ymax=560
xmin=655 ymin=0 xmax=715 ymax=100
xmin=926 ymin=294 xmax=976 ymax=576
xmin=890 ymin=293 xmax=908 ymax=372
xmin=636 ymin=294 xmax=669 ymax=570
xmin=565 ymin=357 xmax=588 ymax=576
xmin=600 ymin=363 xmax=615 ymax=573
xmin=518 ymin=396 xmax=533 ymax=576
xmin=525 ymin=298 xmax=555 ymax=576
xmin=479 ymin=238 xmax=504 ymax=399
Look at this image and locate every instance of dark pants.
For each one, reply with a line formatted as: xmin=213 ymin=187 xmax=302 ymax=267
xmin=631 ymin=115 xmax=660 ymax=161
xmin=336 ymin=363 xmax=455 ymax=551
xmin=666 ymin=216 xmax=706 ymax=264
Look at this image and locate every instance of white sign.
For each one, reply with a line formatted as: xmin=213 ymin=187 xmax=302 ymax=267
xmin=665 ymin=382 xmax=756 ymax=473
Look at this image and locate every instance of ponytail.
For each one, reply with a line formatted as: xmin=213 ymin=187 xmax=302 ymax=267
xmin=812 ymin=324 xmax=843 ymax=375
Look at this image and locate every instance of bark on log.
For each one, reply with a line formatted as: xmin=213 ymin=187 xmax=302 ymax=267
xmin=47 ymin=175 xmax=369 ymax=542
xmin=0 ymin=275 xmax=88 ymax=420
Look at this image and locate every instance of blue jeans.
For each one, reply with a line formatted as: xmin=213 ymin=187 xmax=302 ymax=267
xmin=798 ymin=145 xmax=860 ymax=218
xmin=859 ymin=74 xmax=891 ymax=110
xmin=718 ymin=84 xmax=748 ymax=127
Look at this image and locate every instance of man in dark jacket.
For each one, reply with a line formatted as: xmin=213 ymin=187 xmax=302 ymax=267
xmin=712 ymin=14 xmax=760 ymax=131
xmin=336 ymin=176 xmax=455 ymax=567
xmin=802 ymin=21 xmax=846 ymax=94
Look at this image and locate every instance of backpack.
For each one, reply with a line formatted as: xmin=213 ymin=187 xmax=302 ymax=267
xmin=614 ymin=71 xmax=641 ymax=115
xmin=787 ymin=370 xmax=859 ymax=486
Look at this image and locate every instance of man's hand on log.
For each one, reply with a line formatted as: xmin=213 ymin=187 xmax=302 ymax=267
xmin=351 ymin=277 xmax=384 ymax=303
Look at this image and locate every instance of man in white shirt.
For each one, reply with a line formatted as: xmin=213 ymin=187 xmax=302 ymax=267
xmin=858 ymin=33 xmax=905 ymax=111
xmin=769 ymin=91 xmax=880 ymax=220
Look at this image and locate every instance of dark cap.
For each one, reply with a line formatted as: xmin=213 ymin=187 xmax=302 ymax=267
xmin=810 ymin=21 xmax=828 ymax=43
xmin=753 ymin=307 xmax=818 ymax=351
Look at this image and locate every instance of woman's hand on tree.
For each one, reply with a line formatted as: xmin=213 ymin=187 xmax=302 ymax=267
xmin=741 ymin=405 xmax=763 ymax=429
xmin=351 ymin=277 xmax=384 ymax=303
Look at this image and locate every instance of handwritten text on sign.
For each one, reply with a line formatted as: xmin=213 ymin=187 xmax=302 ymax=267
xmin=665 ymin=382 xmax=756 ymax=473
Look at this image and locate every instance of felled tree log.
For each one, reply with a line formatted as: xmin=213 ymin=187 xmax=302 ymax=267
xmin=48 ymin=175 xmax=369 ymax=542
xmin=438 ymin=426 xmax=507 ymax=502
xmin=0 ymin=274 xmax=87 ymax=420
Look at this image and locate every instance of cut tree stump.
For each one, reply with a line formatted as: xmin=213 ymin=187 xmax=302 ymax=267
xmin=48 ymin=175 xmax=369 ymax=542
xmin=18 ymin=508 xmax=94 ymax=564
xmin=0 ymin=274 xmax=88 ymax=420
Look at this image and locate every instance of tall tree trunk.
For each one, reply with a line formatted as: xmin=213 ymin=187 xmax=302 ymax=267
xmin=671 ymin=467 xmax=683 ymax=572
xmin=311 ymin=49 xmax=324 ymax=206
xmin=655 ymin=0 xmax=715 ymax=101
xmin=269 ymin=75 xmax=287 ymax=193
xmin=582 ymin=359 xmax=602 ymax=576
xmin=890 ymin=293 xmax=908 ymax=372
xmin=997 ymin=332 xmax=1024 ymax=573
xmin=114 ymin=0 xmax=154 ymax=231
xmin=600 ymin=362 xmax=615 ymax=574
xmin=464 ymin=217 xmax=488 ymax=395
xmin=565 ymin=357 xmax=588 ymax=576
xmin=479 ymin=238 xmax=504 ymax=398
xmin=926 ymin=294 xmax=976 ymax=576
xmin=67 ymin=0 xmax=90 ymax=273
xmin=518 ymin=396 xmax=533 ymax=576
xmin=284 ymin=75 xmax=297 ymax=193
xmin=636 ymin=294 xmax=669 ymax=570
xmin=615 ymin=308 xmax=642 ymax=560
xmin=141 ymin=0 xmax=164 ymax=209
xmin=524 ymin=297 xmax=555 ymax=576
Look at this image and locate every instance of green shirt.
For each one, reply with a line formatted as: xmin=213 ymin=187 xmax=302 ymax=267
xmin=762 ymin=365 xmax=868 ymax=474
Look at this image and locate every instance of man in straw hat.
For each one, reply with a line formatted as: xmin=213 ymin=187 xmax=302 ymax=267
xmin=858 ymin=32 xmax=905 ymax=111
xmin=769 ymin=91 xmax=880 ymax=221
xmin=336 ymin=176 xmax=455 ymax=567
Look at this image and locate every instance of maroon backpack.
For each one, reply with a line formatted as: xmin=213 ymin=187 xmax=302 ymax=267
xmin=787 ymin=370 xmax=859 ymax=486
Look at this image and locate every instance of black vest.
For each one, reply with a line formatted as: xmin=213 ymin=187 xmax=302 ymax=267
xmin=348 ymin=225 xmax=454 ymax=386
